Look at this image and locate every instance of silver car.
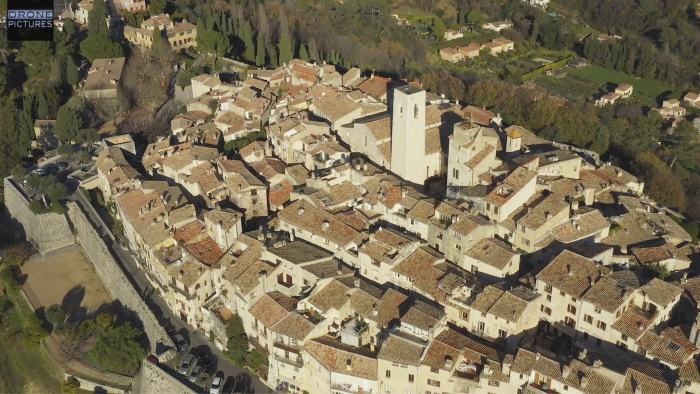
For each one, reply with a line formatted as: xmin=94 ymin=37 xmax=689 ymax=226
xmin=174 ymin=334 xmax=188 ymax=352
xmin=209 ymin=376 xmax=223 ymax=394
xmin=188 ymin=366 xmax=202 ymax=383
xmin=178 ymin=353 xmax=197 ymax=375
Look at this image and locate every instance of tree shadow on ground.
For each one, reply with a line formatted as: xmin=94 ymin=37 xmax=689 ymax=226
xmin=62 ymin=285 xmax=86 ymax=325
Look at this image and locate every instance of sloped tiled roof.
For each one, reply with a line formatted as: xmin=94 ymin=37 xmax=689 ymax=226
xmin=304 ymin=336 xmax=378 ymax=380
xmin=536 ymin=250 xmax=610 ymax=298
xmin=249 ymin=292 xmax=297 ymax=328
xmin=377 ymin=334 xmax=425 ymax=366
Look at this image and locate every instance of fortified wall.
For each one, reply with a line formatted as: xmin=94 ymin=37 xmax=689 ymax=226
xmin=137 ymin=359 xmax=196 ymax=394
xmin=67 ymin=202 xmax=175 ymax=358
xmin=3 ymin=177 xmax=74 ymax=254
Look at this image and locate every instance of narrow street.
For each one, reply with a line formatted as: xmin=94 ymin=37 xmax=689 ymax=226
xmin=68 ymin=188 xmax=271 ymax=394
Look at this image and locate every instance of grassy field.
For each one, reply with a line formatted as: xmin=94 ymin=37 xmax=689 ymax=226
xmin=533 ymin=74 xmax=600 ymax=101
xmin=0 ymin=295 xmax=63 ymax=393
xmin=566 ymin=65 xmax=681 ymax=105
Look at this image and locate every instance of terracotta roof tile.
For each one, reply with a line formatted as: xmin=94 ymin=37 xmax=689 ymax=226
xmin=307 ymin=279 xmax=352 ymax=313
xmin=639 ymin=278 xmax=683 ymax=308
xmin=536 ymin=250 xmax=611 ymax=298
xmin=636 ymin=326 xmax=696 ymax=368
xmin=377 ymin=335 xmax=425 ymax=366
xmin=612 ymin=306 xmax=658 ymax=341
xmin=272 ymin=313 xmax=316 ymax=340
xmin=581 ymin=276 xmax=635 ymax=313
xmin=465 ymin=238 xmax=517 ymax=270
xmin=249 ymin=292 xmax=297 ymax=328
xmin=279 ymin=200 xmax=361 ymax=247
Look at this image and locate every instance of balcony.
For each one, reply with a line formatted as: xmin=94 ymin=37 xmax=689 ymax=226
xmin=274 ymin=354 xmax=304 ymax=368
xmin=298 ymin=309 xmax=324 ymax=325
xmin=330 ymin=383 xmax=369 ymax=394
xmin=340 ymin=319 xmax=369 ymax=347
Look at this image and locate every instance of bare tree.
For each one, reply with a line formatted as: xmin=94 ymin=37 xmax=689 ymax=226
xmin=121 ymin=50 xmax=176 ymax=111
xmin=91 ymin=98 xmax=121 ymax=127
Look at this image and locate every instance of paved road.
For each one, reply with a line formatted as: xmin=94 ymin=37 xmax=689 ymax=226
xmin=67 ymin=188 xmax=272 ymax=394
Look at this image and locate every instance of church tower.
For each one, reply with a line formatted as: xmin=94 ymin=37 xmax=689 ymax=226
xmin=391 ymin=84 xmax=426 ymax=188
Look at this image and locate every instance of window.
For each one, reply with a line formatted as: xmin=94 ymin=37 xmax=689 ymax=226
xmin=471 ymin=265 xmax=478 ymax=274
xmin=430 ymin=368 xmax=439 ymax=373
xmin=540 ymin=305 xmax=552 ymax=315
xmin=616 ymin=341 xmax=628 ymax=351
xmin=565 ymin=317 xmax=575 ymax=328
xmin=452 ymin=168 xmax=459 ymax=179
xmin=546 ymin=295 xmax=552 ymax=302
xmin=386 ymin=370 xmax=391 ymax=378
xmin=564 ymin=385 xmax=569 ymax=391
xmin=522 ymin=238 xmax=530 ymax=247
xmin=583 ymin=332 xmax=588 ymax=340
xmin=595 ymin=306 xmax=602 ymax=313
xmin=597 ymin=321 xmax=607 ymax=331
xmin=454 ymin=244 xmax=461 ymax=251
xmin=498 ymin=329 xmax=507 ymax=339
xmin=494 ymin=206 xmax=499 ymax=214
xmin=621 ymin=334 xmax=628 ymax=341
xmin=409 ymin=374 xmax=415 ymax=383
xmin=414 ymin=105 xmax=419 ymax=119
xmin=488 ymin=380 xmax=500 ymax=387
xmin=478 ymin=321 xmax=486 ymax=332
xmin=638 ymin=348 xmax=646 ymax=356
xmin=567 ymin=305 xmax=577 ymax=315
xmin=385 ymin=384 xmax=391 ymax=392
xmin=427 ymin=379 xmax=440 ymax=387
xmin=560 ymin=290 xmax=565 ymax=296
xmin=667 ymin=342 xmax=682 ymax=352
xmin=584 ymin=315 xmax=593 ymax=324
xmin=461 ymin=311 xmax=469 ymax=321
xmin=454 ymin=232 xmax=461 ymax=240
xmin=544 ymin=285 xmax=552 ymax=294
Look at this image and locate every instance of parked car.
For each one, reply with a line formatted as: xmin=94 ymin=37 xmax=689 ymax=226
xmin=32 ymin=168 xmax=48 ymax=176
xmin=188 ymin=366 xmax=202 ymax=383
xmin=209 ymin=375 xmax=223 ymax=394
xmin=174 ymin=334 xmax=188 ymax=352
xmin=195 ymin=350 xmax=212 ymax=369
xmin=146 ymin=355 xmax=159 ymax=364
xmin=178 ymin=353 xmax=197 ymax=375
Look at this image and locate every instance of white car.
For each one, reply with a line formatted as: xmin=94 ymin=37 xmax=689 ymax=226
xmin=209 ymin=376 xmax=223 ymax=394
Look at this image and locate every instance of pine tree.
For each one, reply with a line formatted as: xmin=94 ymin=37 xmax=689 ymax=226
xmin=625 ymin=46 xmax=636 ymax=75
xmin=299 ymin=43 xmax=309 ymax=62
xmin=87 ymin=0 xmax=110 ymax=38
xmin=255 ymin=33 xmax=266 ymax=67
xmin=278 ymin=33 xmax=293 ymax=66
xmin=242 ymin=22 xmax=254 ymax=63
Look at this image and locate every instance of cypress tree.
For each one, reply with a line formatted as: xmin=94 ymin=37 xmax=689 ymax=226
xmin=37 ymin=94 xmax=50 ymax=119
xmin=278 ymin=33 xmax=293 ymax=66
xmin=152 ymin=26 xmax=169 ymax=53
xmin=66 ymin=56 xmax=79 ymax=86
xmin=299 ymin=43 xmax=309 ymax=62
xmin=255 ymin=32 xmax=266 ymax=66
xmin=242 ymin=22 xmax=255 ymax=62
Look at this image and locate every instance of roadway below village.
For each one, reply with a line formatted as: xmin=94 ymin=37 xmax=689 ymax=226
xmin=65 ymin=181 xmax=272 ymax=394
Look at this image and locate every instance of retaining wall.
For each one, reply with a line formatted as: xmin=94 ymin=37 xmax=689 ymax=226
xmin=64 ymin=374 xmax=125 ymax=394
xmin=67 ymin=202 xmax=175 ymax=358
xmin=3 ymin=177 xmax=74 ymax=254
xmin=137 ymin=360 xmax=196 ymax=394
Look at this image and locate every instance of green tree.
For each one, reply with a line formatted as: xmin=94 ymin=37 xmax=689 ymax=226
xmin=80 ymin=0 xmax=123 ymax=61
xmin=431 ymin=18 xmax=446 ymax=41
xmin=11 ymin=165 xmax=26 ymax=180
xmin=37 ymin=94 xmax=50 ymax=119
xmin=18 ymin=41 xmax=53 ymax=79
xmin=152 ymin=26 xmax=170 ymax=54
xmin=91 ymin=323 xmax=146 ymax=372
xmin=466 ymin=10 xmax=484 ymax=32
xmin=242 ymin=21 xmax=255 ymax=62
xmin=255 ymin=33 xmax=266 ymax=67
xmin=46 ymin=304 xmax=67 ymax=329
xmin=197 ymin=30 xmax=231 ymax=67
xmin=96 ymin=313 xmax=115 ymax=330
xmin=23 ymin=311 xmax=49 ymax=347
xmin=61 ymin=376 xmax=80 ymax=394
xmin=148 ymin=0 xmax=165 ymax=15
xmin=44 ymin=176 xmax=67 ymax=202
xmin=648 ymin=262 xmax=670 ymax=281
xmin=299 ymin=43 xmax=310 ymax=62
xmin=0 ymin=267 xmax=19 ymax=294
xmin=682 ymin=221 xmax=699 ymax=243
xmin=224 ymin=315 xmax=248 ymax=366
xmin=278 ymin=33 xmax=293 ymax=66
xmin=55 ymin=105 xmax=82 ymax=143
xmin=66 ymin=56 xmax=80 ymax=86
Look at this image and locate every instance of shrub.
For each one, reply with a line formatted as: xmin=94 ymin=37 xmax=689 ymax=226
xmin=61 ymin=376 xmax=80 ymax=394
xmin=0 ymin=267 xmax=20 ymax=294
xmin=23 ymin=311 xmax=49 ymax=347
xmin=45 ymin=304 xmax=67 ymax=327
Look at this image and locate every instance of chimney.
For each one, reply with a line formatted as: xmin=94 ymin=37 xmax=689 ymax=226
xmin=567 ymin=264 xmax=573 ymax=276
xmin=545 ymin=211 xmax=551 ymax=220
xmin=217 ymin=220 xmax=224 ymax=248
xmin=571 ymin=201 xmax=579 ymax=211
xmin=402 ymin=187 xmax=407 ymax=199
xmin=363 ymin=162 xmax=368 ymax=171
xmin=322 ymin=220 xmax=330 ymax=231
xmin=179 ymin=270 xmax=184 ymax=279
xmin=259 ymin=270 xmax=268 ymax=294
xmin=581 ymin=375 xmax=589 ymax=388
xmin=354 ymin=277 xmax=361 ymax=288
xmin=578 ymin=348 xmax=587 ymax=360
xmin=562 ymin=365 xmax=571 ymax=379
xmin=297 ymin=207 xmax=305 ymax=216
xmin=535 ymin=352 xmax=540 ymax=361
xmin=634 ymin=385 xmax=642 ymax=394
xmin=690 ymin=322 xmax=699 ymax=347
xmin=370 ymin=342 xmax=375 ymax=352
xmin=337 ymin=261 xmax=343 ymax=276
xmin=682 ymin=272 xmax=688 ymax=284
xmin=346 ymin=359 xmax=352 ymax=372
